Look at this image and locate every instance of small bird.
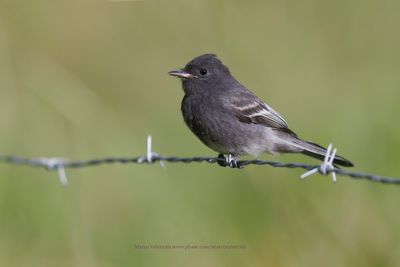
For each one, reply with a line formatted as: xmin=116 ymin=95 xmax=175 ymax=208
xmin=168 ymin=54 xmax=353 ymax=167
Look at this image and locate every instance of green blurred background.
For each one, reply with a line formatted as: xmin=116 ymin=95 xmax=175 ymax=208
xmin=1 ymin=0 xmax=400 ymax=266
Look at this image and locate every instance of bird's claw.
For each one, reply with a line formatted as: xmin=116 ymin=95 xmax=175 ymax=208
xmin=217 ymin=154 xmax=242 ymax=168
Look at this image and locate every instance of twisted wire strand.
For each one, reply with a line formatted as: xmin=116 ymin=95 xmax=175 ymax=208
xmin=0 ymin=154 xmax=399 ymax=185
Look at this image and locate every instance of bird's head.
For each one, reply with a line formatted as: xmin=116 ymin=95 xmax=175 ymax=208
xmin=168 ymin=54 xmax=232 ymax=95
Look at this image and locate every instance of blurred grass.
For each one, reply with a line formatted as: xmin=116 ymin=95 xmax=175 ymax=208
xmin=0 ymin=0 xmax=400 ymax=266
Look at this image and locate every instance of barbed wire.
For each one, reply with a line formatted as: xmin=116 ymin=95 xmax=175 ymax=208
xmin=0 ymin=136 xmax=399 ymax=186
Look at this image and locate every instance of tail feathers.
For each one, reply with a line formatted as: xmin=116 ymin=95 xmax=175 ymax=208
xmin=294 ymin=139 xmax=354 ymax=167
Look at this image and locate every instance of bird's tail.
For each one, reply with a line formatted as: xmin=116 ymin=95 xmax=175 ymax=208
xmin=292 ymin=138 xmax=354 ymax=167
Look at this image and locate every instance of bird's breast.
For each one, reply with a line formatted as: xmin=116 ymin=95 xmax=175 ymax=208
xmin=181 ymin=95 xmax=217 ymax=142
xmin=180 ymin=94 xmax=250 ymax=154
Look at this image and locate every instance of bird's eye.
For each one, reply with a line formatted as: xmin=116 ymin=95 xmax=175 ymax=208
xmin=199 ymin=68 xmax=208 ymax=76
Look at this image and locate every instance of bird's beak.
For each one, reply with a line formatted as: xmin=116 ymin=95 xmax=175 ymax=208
xmin=168 ymin=69 xmax=198 ymax=79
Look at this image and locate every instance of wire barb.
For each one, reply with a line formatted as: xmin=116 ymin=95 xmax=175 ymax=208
xmin=138 ymin=135 xmax=165 ymax=168
xmin=147 ymin=135 xmax=153 ymax=163
xmin=300 ymin=144 xmax=337 ymax=182
xmin=38 ymin=157 xmax=69 ymax=186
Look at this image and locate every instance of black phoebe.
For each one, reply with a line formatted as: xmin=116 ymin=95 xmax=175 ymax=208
xmin=168 ymin=54 xmax=353 ymax=167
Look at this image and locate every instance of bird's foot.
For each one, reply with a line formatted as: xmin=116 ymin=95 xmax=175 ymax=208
xmin=217 ymin=154 xmax=243 ymax=168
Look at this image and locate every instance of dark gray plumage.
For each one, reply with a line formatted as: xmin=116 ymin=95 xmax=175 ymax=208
xmin=169 ymin=54 xmax=353 ymax=167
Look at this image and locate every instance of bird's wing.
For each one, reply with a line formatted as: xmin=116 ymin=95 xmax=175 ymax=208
xmin=231 ymin=93 xmax=289 ymax=130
